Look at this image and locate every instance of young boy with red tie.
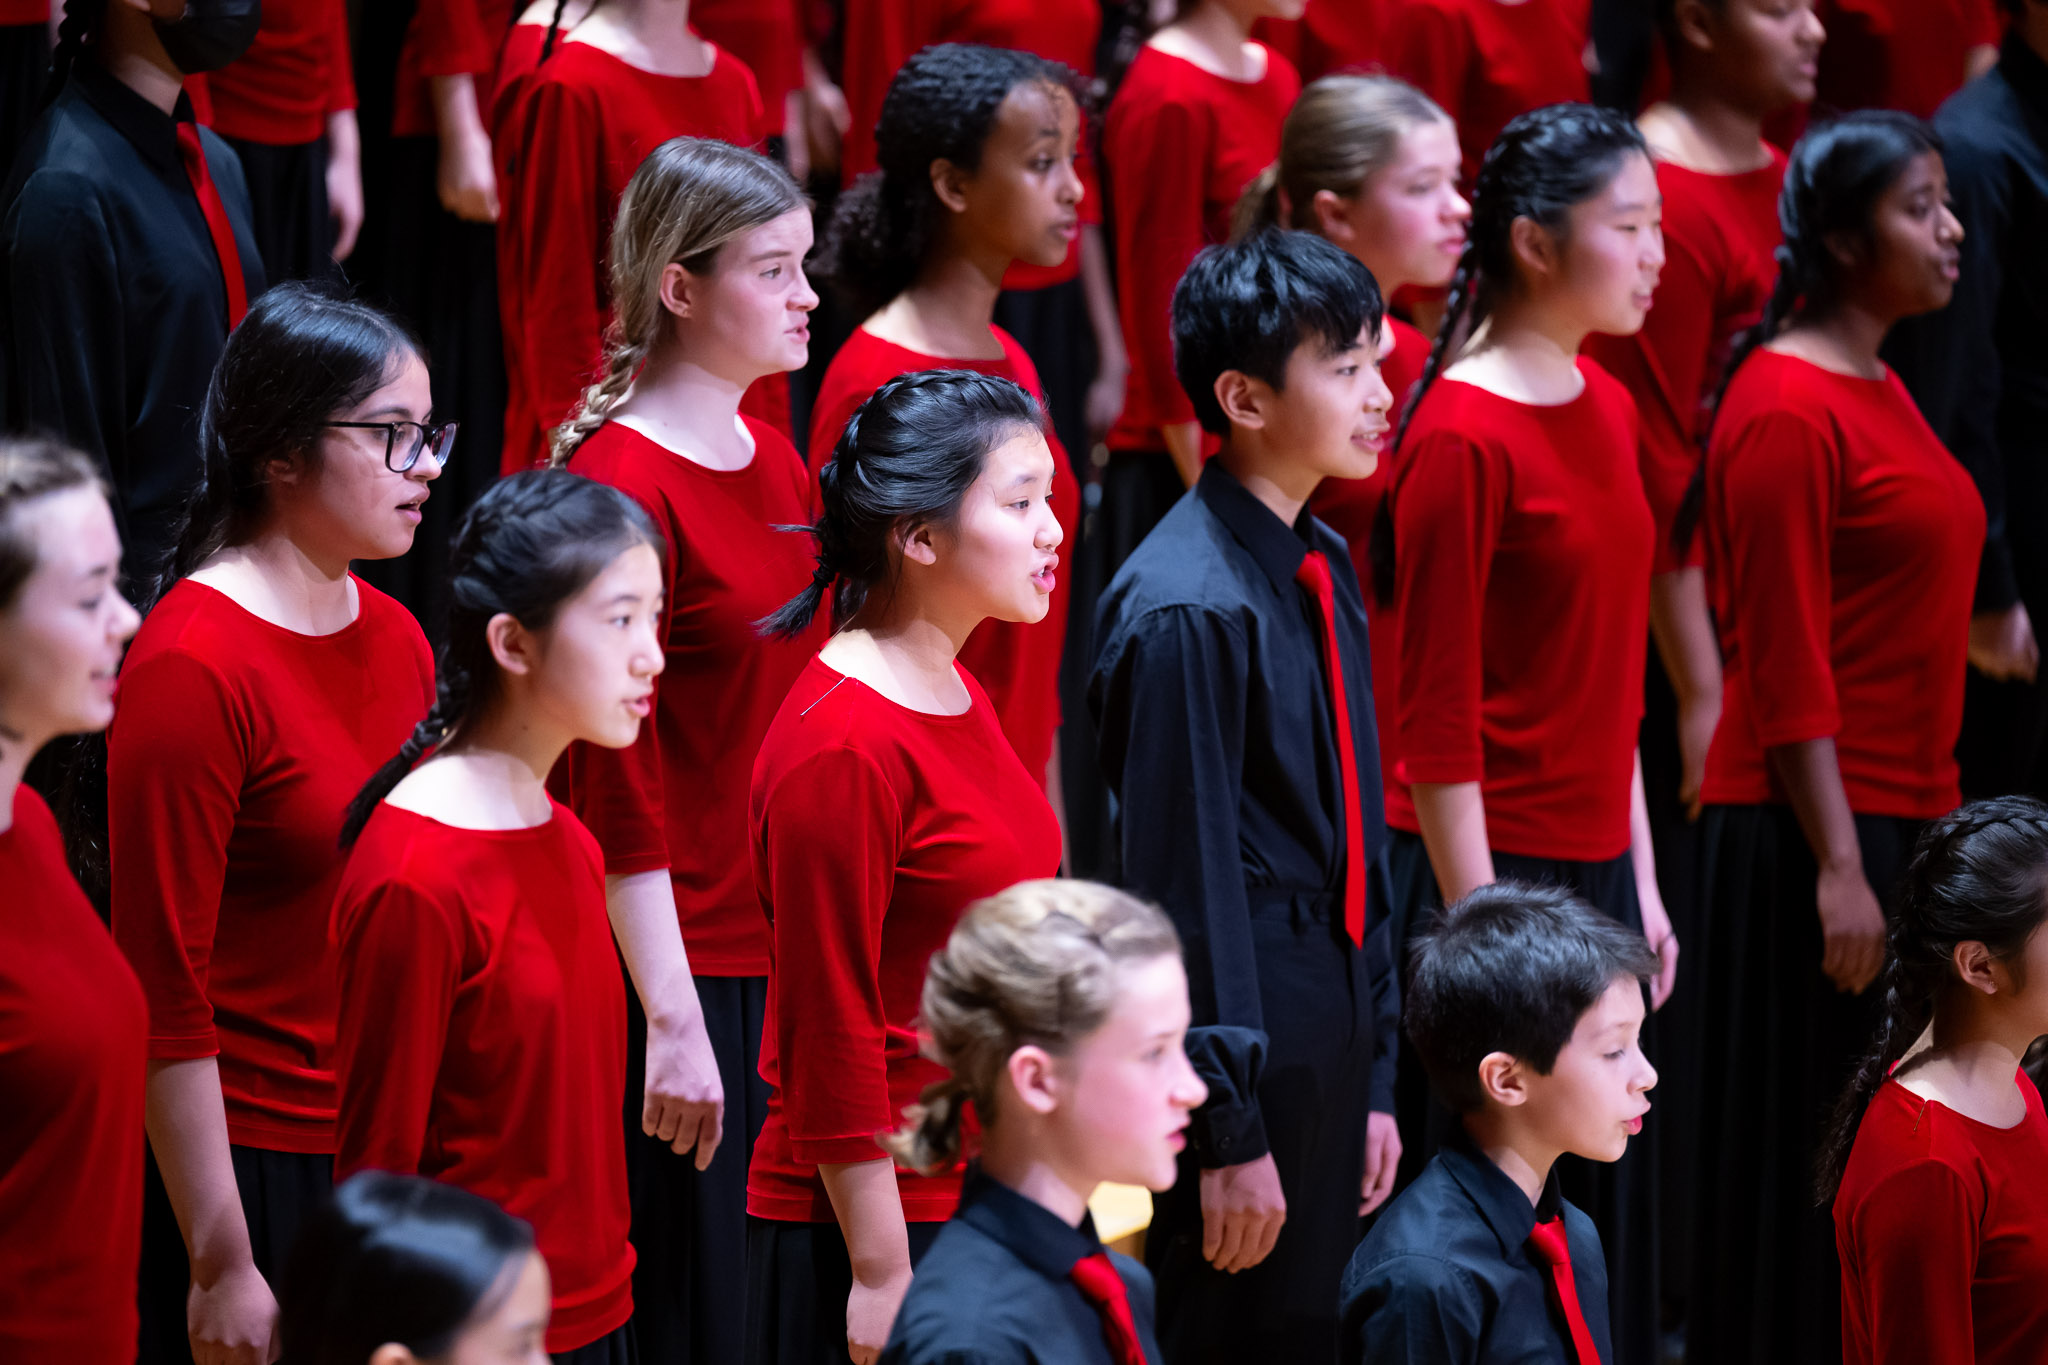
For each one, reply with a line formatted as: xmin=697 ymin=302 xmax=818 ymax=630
xmin=1088 ymin=227 xmax=1401 ymax=1365
xmin=1341 ymin=883 xmax=1659 ymax=1364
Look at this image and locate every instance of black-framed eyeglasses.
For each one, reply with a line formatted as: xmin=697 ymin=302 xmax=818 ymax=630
xmin=326 ymin=420 xmax=459 ymax=472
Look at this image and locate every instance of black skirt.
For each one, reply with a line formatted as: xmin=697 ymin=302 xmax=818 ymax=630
xmin=222 ymin=135 xmax=341 ymax=286
xmin=743 ymin=1216 xmax=944 ymax=1365
xmin=138 ymin=1143 xmax=335 ymax=1365
xmin=1687 ymin=802 xmax=1923 ymax=1365
xmin=624 ymin=973 xmax=771 ymax=1365
xmin=1380 ymin=830 xmax=1661 ymax=1365
xmin=553 ymin=1320 xmax=639 ymax=1365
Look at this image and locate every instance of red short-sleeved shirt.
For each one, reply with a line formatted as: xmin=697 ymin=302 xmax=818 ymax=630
xmin=334 ymin=803 xmax=633 ymax=1354
xmin=1103 ymin=43 xmax=1299 ymax=451
xmin=203 ymin=0 xmax=356 ymax=145
xmin=747 ymin=657 xmax=1062 ymax=1223
xmin=807 ymin=325 xmax=1076 ymax=787
xmin=1308 ymin=315 xmax=1430 ymax=831
xmin=108 ymin=578 xmax=434 ymax=1151
xmin=496 ymin=38 xmax=773 ymax=472
xmin=0 ymin=786 xmax=147 ymax=1365
xmin=555 ymin=416 xmax=824 ymax=975
xmin=837 ymin=0 xmax=1104 ymax=290
xmin=1701 ymin=351 xmax=1984 ymax=818
xmin=1814 ymin=0 xmax=2003 ymax=120
xmin=390 ymin=0 xmax=517 ymax=140
xmin=1585 ymin=151 xmax=1786 ymax=572
xmin=1381 ymin=0 xmax=1592 ymax=187
xmin=1836 ymin=1074 xmax=2048 ymax=1365
xmin=1391 ymin=359 xmax=1653 ymax=860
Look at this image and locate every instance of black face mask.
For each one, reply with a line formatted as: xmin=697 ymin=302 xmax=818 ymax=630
xmin=152 ymin=0 xmax=262 ymax=75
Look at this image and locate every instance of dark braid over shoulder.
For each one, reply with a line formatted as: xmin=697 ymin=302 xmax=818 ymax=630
xmin=41 ymin=0 xmax=102 ymax=107
xmin=1815 ymin=796 xmax=2048 ymax=1203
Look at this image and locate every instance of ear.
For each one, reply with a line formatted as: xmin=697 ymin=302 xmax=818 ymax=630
xmin=485 ymin=610 xmax=537 ymax=678
xmin=264 ymin=448 xmax=308 ymax=491
xmin=929 ymin=157 xmax=972 ymax=216
xmin=1213 ymin=369 xmax=1271 ymax=432
xmin=1004 ymin=1043 xmax=1063 ymax=1117
xmin=1508 ymin=214 xmax=1562 ymax=285
xmin=1952 ymin=939 xmax=2005 ymax=997
xmin=1309 ymin=188 xmax=1357 ymax=246
xmin=1476 ymin=1051 xmax=1531 ymax=1108
xmin=896 ymin=518 xmax=940 ymax=569
xmin=658 ymin=261 xmax=697 ymax=323
xmin=1670 ymin=0 xmax=1717 ymax=54
xmin=1822 ymin=227 xmax=1866 ymax=275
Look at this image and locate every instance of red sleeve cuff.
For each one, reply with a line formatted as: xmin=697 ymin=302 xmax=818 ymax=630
xmin=147 ymin=1032 xmax=221 ymax=1062
xmin=602 ymin=850 xmax=671 ymax=877
xmin=789 ymin=1132 xmax=891 ymax=1166
xmin=1754 ymin=710 xmax=1842 ymax=750
xmin=1394 ymin=754 xmax=1484 ymax=787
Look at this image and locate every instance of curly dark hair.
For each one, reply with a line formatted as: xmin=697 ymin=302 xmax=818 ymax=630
xmin=815 ymin=42 xmax=1084 ymax=319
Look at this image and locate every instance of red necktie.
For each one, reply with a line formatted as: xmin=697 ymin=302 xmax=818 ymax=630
xmin=1294 ymin=550 xmax=1367 ymax=949
xmin=1070 ymin=1252 xmax=1148 ymax=1365
xmin=174 ymin=121 xmax=248 ymax=330
xmin=1527 ymin=1217 xmax=1602 ymax=1365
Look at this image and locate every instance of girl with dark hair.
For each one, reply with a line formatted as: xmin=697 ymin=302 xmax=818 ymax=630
xmin=833 ymin=0 xmax=1123 ymax=465
xmin=494 ymin=0 xmax=779 ymax=473
xmin=1380 ymin=0 xmax=1594 ymax=187
xmin=278 ymin=1172 xmax=546 ymax=1365
xmin=746 ymin=370 xmax=1064 ymax=1365
xmin=548 ymin=136 xmax=819 ymax=1365
xmin=1824 ymin=798 xmax=2048 ymax=1364
xmin=333 ymin=469 xmax=670 ymax=1365
xmin=1688 ymin=111 xmax=1983 ymax=1363
xmin=1100 ymin=0 xmax=1301 ymax=537
xmin=809 ymin=43 xmax=1084 ymax=805
xmin=106 ymin=284 xmax=442 ymax=1365
xmin=0 ymin=439 xmax=146 ymax=1365
xmin=880 ymin=880 xmax=1207 ymax=1365
xmin=1385 ymin=101 xmax=1673 ymax=1364
xmin=3 ymin=0 xmax=265 ymax=587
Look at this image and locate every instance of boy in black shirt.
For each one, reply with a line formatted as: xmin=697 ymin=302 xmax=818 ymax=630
xmin=1341 ymin=883 xmax=1659 ymax=1365
xmin=1089 ymin=229 xmax=1401 ymax=1363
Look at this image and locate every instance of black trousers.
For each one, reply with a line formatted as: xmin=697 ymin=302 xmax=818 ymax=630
xmin=138 ymin=1144 xmax=334 ymax=1365
xmin=1148 ymin=893 xmax=1374 ymax=1365
xmin=743 ymin=1217 xmax=943 ymax=1365
xmin=624 ymin=973 xmax=771 ymax=1365
xmin=553 ymin=1320 xmax=638 ymax=1365
xmin=1687 ymin=803 xmax=1922 ymax=1365
xmin=1382 ymin=831 xmax=1660 ymax=1365
xmin=222 ymin=135 xmax=341 ymax=286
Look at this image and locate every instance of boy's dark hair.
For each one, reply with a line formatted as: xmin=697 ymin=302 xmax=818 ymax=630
xmin=1169 ymin=228 xmax=1384 ymax=437
xmin=1406 ymin=882 xmax=1659 ymax=1114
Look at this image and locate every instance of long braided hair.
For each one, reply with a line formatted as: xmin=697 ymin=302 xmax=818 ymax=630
xmin=1670 ymin=110 xmax=1940 ymax=556
xmin=338 ymin=469 xmax=662 ymax=848
xmin=1369 ymin=102 xmax=1648 ymax=601
xmin=757 ymin=369 xmax=1044 ymax=641
xmin=539 ymin=0 xmax=599 ymax=62
xmin=41 ymin=0 xmax=102 ymax=106
xmin=1815 ymin=796 xmax=2048 ymax=1203
xmin=548 ymin=138 xmax=805 ymax=466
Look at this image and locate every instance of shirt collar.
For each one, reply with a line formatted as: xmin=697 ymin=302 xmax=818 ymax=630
xmin=953 ymin=1165 xmax=1108 ymax=1281
xmin=72 ymin=58 xmax=196 ymax=177
xmin=1437 ymin=1127 xmax=1566 ymax=1257
xmin=2000 ymin=31 xmax=2048 ymax=120
xmin=1194 ymin=459 xmax=1315 ymax=597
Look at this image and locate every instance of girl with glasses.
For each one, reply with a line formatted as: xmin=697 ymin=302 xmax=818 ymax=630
xmin=103 ymin=282 xmax=443 ymax=1365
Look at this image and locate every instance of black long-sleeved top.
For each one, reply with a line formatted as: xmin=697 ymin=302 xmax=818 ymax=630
xmin=1 ymin=61 xmax=265 ymax=589
xmin=1088 ymin=460 xmax=1398 ymax=1163
xmin=1340 ymin=1136 xmax=1613 ymax=1365
xmin=1886 ymin=32 xmax=2048 ymax=613
xmin=881 ymin=1166 xmax=1165 ymax=1365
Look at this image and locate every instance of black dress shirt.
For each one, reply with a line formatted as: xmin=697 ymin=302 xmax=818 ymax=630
xmin=1887 ymin=32 xmax=2048 ymax=613
xmin=1088 ymin=460 xmax=1398 ymax=1162
xmin=881 ymin=1167 xmax=1164 ymax=1365
xmin=2 ymin=60 xmax=265 ymax=590
xmin=1340 ymin=1137 xmax=1613 ymax=1365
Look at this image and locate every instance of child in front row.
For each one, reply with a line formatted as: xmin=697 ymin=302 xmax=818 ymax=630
xmin=1342 ymin=884 xmax=1659 ymax=1365
xmin=882 ymin=879 xmax=1210 ymax=1365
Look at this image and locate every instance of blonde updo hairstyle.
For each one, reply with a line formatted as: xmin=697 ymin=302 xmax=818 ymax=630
xmin=1233 ymin=75 xmax=1452 ymax=241
xmin=550 ymin=136 xmax=807 ymax=464
xmin=882 ymin=879 xmax=1183 ymax=1175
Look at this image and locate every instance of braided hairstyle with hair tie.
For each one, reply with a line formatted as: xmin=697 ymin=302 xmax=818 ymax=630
xmin=757 ymin=368 xmax=1045 ymax=640
xmin=1369 ymin=102 xmax=1648 ymax=602
xmin=41 ymin=0 xmax=103 ymax=106
xmin=339 ymin=469 xmax=663 ymax=847
xmin=1814 ymin=795 xmax=2048 ymax=1203
xmin=539 ymin=0 xmax=601 ymax=63
xmin=1670 ymin=110 xmax=1942 ymax=557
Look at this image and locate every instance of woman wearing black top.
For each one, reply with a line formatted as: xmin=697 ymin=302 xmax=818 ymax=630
xmin=2 ymin=0 xmax=265 ymax=589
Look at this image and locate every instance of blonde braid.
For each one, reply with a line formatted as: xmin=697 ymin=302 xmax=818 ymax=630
xmin=549 ymin=328 xmax=646 ymax=467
